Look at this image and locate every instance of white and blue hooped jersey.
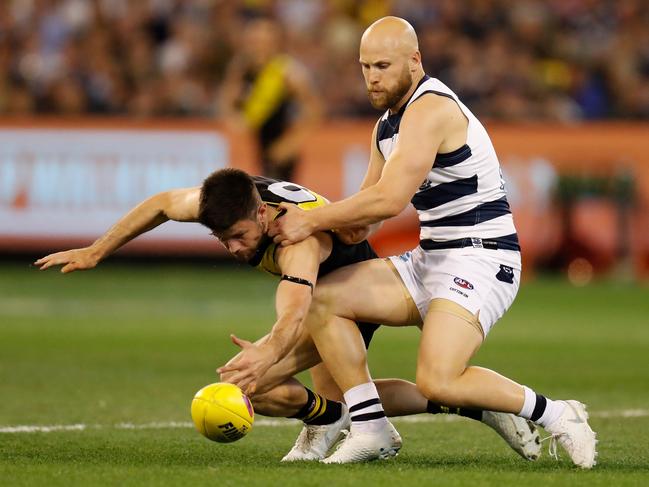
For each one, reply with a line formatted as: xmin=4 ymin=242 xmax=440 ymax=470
xmin=376 ymin=75 xmax=519 ymax=251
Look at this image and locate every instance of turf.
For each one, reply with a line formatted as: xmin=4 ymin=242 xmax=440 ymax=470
xmin=1 ymin=262 xmax=648 ymax=486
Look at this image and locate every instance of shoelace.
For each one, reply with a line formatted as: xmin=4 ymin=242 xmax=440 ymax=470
xmin=541 ymin=433 xmax=562 ymax=461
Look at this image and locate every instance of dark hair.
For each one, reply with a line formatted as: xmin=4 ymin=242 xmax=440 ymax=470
xmin=198 ymin=169 xmax=260 ymax=234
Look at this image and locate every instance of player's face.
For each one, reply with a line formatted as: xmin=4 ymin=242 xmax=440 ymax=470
xmin=360 ymin=54 xmax=413 ymax=110
xmin=243 ymin=20 xmax=280 ymax=68
xmin=214 ymin=218 xmax=265 ymax=262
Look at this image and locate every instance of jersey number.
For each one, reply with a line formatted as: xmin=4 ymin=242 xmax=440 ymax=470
xmin=268 ymin=182 xmax=317 ymax=203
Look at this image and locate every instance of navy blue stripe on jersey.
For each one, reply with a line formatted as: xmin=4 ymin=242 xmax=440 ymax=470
xmin=377 ymin=117 xmax=400 ymax=144
xmin=412 ymin=89 xmax=456 ymax=103
xmin=420 ymin=233 xmax=520 ymax=251
xmin=434 ymin=144 xmax=472 ymax=168
xmin=420 ymin=196 xmax=511 ymax=227
xmin=378 ymin=93 xmax=452 ymax=144
xmin=412 ymin=175 xmax=478 ymax=211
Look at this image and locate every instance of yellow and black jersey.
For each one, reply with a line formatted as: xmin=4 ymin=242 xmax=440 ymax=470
xmin=241 ymin=56 xmax=293 ymax=151
xmin=248 ymin=176 xmax=378 ymax=278
xmin=247 ymin=176 xmax=381 ymax=349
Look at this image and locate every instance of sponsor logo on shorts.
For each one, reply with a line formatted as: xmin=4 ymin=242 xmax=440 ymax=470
xmin=453 ymin=277 xmax=474 ymax=290
xmin=449 ymin=287 xmax=469 ymax=298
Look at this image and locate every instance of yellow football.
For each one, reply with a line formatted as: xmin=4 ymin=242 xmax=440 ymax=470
xmin=191 ymin=383 xmax=255 ymax=443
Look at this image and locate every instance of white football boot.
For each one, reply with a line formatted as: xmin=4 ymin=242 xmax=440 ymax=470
xmin=481 ymin=411 xmax=541 ymax=461
xmin=281 ymin=405 xmax=350 ymax=462
xmin=543 ymin=400 xmax=598 ymax=468
xmin=322 ymin=420 xmax=402 ymax=464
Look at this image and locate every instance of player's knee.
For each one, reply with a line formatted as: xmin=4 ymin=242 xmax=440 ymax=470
xmin=248 ymin=392 xmax=271 ymax=415
xmin=309 ymin=283 xmax=353 ymax=330
xmin=415 ymin=370 xmax=455 ymax=404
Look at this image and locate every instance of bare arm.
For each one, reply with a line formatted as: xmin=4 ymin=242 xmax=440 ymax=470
xmin=264 ymin=233 xmax=325 ymax=360
xmin=35 ymin=187 xmax=200 ymax=272
xmin=271 ymin=95 xmax=458 ymax=245
xmin=217 ymin=232 xmax=330 ymax=394
xmin=334 ymin=121 xmax=385 ymax=244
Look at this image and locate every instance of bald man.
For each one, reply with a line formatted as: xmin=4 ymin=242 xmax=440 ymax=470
xmin=254 ymin=17 xmax=597 ymax=466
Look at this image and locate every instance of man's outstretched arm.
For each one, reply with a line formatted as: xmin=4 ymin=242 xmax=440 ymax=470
xmin=34 ymin=187 xmax=200 ymax=273
xmin=270 ymin=95 xmax=455 ymax=246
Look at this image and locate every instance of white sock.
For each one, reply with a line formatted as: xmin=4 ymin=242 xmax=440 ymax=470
xmin=518 ymin=385 xmax=566 ymax=428
xmin=343 ymin=382 xmax=389 ymax=433
xmin=537 ymin=400 xmax=566 ymax=428
xmin=518 ymin=386 xmax=537 ymax=419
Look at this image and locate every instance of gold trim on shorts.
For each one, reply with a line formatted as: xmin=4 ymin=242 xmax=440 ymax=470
xmin=427 ymin=298 xmax=484 ymax=339
xmin=384 ymin=258 xmax=421 ymax=325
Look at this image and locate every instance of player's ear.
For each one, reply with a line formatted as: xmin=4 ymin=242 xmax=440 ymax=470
xmin=410 ymin=51 xmax=421 ymax=71
xmin=257 ymin=203 xmax=267 ymax=223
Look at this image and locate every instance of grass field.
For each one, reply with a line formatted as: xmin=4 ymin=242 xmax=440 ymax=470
xmin=1 ymin=261 xmax=648 ymax=486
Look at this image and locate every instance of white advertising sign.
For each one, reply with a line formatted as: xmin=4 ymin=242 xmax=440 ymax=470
xmin=0 ymin=129 xmax=228 ymax=250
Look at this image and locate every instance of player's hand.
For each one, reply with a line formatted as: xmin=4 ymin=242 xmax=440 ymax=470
xmin=335 ymin=225 xmax=370 ymax=245
xmin=268 ymin=203 xmax=316 ymax=247
xmin=217 ymin=334 xmax=277 ymax=396
xmin=34 ymin=247 xmax=102 ymax=273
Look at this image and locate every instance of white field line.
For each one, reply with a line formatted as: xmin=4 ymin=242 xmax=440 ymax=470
xmin=1 ymin=409 xmax=647 ymax=434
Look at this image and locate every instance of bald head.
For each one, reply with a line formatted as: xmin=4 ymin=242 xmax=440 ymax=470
xmin=361 ymin=17 xmax=419 ymax=57
xmin=359 ymin=17 xmax=423 ymax=111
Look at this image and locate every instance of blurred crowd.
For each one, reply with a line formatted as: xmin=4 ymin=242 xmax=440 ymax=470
xmin=0 ymin=0 xmax=648 ymax=120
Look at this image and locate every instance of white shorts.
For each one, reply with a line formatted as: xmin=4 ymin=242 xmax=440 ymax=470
xmin=389 ymin=246 xmax=521 ymax=336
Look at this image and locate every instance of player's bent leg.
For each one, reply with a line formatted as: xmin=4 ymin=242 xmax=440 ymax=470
xmin=307 ymin=259 xmax=420 ymax=392
xmin=310 ymin=362 xmax=343 ymax=402
xmin=417 ymin=299 xmax=594 ymax=466
xmin=376 ymin=377 xmax=540 ymax=461
xmin=250 ymin=378 xmax=309 ymax=417
xmin=306 ymin=259 xmax=418 ymax=463
xmin=281 ymin=363 xmax=351 ymax=462
xmin=375 ymin=379 xmax=427 ymax=417
xmin=416 ymin=300 xmax=524 ymax=412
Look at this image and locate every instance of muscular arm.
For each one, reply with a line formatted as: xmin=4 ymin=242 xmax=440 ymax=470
xmin=272 ymin=95 xmax=461 ymax=245
xmin=217 ymin=231 xmax=332 ymax=393
xmin=334 ymin=121 xmax=385 ymax=244
xmin=264 ymin=232 xmax=329 ymax=361
xmin=35 ymin=187 xmax=200 ymax=272
xmin=311 ymin=96 xmax=454 ymax=228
